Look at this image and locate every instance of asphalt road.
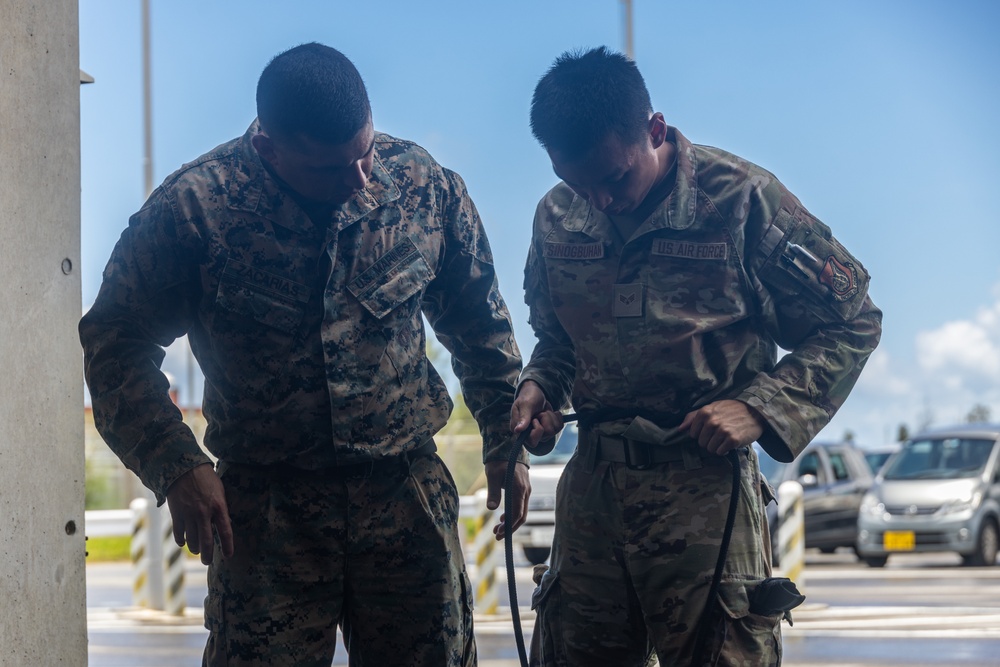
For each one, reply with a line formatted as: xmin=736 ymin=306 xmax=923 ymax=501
xmin=87 ymin=549 xmax=1000 ymax=666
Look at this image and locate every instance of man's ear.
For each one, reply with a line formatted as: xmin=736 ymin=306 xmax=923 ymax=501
xmin=648 ymin=113 xmax=667 ymax=148
xmin=251 ymin=132 xmax=277 ymax=164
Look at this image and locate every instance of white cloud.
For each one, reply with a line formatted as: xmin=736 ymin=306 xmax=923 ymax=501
xmin=916 ymin=319 xmax=1000 ymax=378
xmin=821 ymin=286 xmax=1000 ymax=446
xmin=854 ymin=348 xmax=911 ymax=396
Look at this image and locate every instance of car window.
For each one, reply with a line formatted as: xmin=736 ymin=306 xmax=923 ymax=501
xmin=530 ymin=424 xmax=578 ymax=466
xmin=883 ymin=437 xmax=995 ymax=480
xmin=864 ymin=451 xmax=892 ymax=473
xmin=828 ymin=451 xmax=850 ymax=481
xmin=798 ymin=451 xmax=826 ymax=484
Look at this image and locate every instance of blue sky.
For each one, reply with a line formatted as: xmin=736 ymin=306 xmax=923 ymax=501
xmin=79 ymin=0 xmax=1000 ymax=447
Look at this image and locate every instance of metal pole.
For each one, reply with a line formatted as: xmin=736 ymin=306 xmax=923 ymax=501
xmin=140 ymin=0 xmax=166 ymax=611
xmin=621 ymin=0 xmax=634 ymax=60
xmin=142 ymin=0 xmax=154 ymax=198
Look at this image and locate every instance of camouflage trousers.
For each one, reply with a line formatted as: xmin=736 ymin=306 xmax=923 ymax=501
xmin=202 ymin=450 xmax=476 ymax=667
xmin=530 ymin=444 xmax=781 ymax=667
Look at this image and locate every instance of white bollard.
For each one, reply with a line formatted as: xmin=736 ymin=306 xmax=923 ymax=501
xmin=776 ymin=480 xmax=806 ymax=595
xmin=469 ymin=489 xmax=501 ymax=615
xmin=162 ymin=508 xmax=186 ymax=616
xmin=130 ymin=498 xmax=152 ymax=608
xmin=130 ymin=497 xmax=186 ymax=614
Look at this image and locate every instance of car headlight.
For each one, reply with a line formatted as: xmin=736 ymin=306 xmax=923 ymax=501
xmin=859 ymin=492 xmax=886 ymax=517
xmin=939 ymin=491 xmax=982 ymax=516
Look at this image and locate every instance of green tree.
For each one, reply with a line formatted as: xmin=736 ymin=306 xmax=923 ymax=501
xmin=440 ymin=391 xmax=480 ymax=435
xmin=896 ymin=423 xmax=910 ymax=442
xmin=843 ymin=429 xmax=856 ymax=444
xmin=966 ymin=403 xmax=992 ymax=424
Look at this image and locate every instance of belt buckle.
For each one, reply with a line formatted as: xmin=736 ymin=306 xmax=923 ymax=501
xmin=623 ymin=439 xmax=652 ymax=470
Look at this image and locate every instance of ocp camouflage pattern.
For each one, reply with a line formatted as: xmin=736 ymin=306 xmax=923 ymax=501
xmin=80 ymin=120 xmax=522 ymax=501
xmin=519 ymin=125 xmax=882 ymax=463
xmin=531 ymin=447 xmax=781 ymax=665
xmin=520 ymin=125 xmax=880 ymax=665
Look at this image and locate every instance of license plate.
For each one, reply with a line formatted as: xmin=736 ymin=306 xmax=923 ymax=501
xmin=884 ymin=530 xmax=915 ymax=551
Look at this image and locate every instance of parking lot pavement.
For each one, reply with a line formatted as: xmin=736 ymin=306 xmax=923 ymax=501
xmin=87 ymin=559 xmax=534 ymax=666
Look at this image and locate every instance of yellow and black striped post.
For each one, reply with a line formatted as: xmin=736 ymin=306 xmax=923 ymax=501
xmin=775 ymin=480 xmax=806 ymax=595
xmin=470 ymin=489 xmax=500 ymax=615
xmin=129 ymin=498 xmax=151 ymax=608
xmin=162 ymin=513 xmax=186 ymax=616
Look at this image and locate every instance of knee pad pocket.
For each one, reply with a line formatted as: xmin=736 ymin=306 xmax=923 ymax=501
xmin=708 ymin=579 xmax=783 ymax=667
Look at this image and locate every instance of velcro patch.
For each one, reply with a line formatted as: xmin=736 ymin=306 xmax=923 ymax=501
xmin=613 ymin=283 xmax=644 ymax=317
xmin=652 ymin=239 xmax=728 ymax=261
xmin=544 ymin=241 xmax=605 ymax=260
xmin=349 ymin=237 xmax=422 ymax=295
xmin=221 ymin=259 xmax=310 ymax=303
xmin=818 ymin=255 xmax=859 ymax=301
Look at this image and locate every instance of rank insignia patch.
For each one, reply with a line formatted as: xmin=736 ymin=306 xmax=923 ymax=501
xmin=613 ymin=283 xmax=644 ymax=317
xmin=819 ymin=255 xmax=859 ymax=301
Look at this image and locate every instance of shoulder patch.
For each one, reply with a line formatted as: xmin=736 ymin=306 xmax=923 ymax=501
xmin=818 ymin=255 xmax=859 ymax=301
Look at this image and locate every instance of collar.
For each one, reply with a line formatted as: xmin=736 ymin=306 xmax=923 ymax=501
xmin=561 ymin=125 xmax=699 ymax=242
xmin=645 ymin=125 xmax=698 ymax=232
xmin=228 ymin=120 xmax=401 ymax=234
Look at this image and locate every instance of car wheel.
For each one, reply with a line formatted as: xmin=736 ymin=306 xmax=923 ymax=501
xmin=863 ymin=555 xmax=888 ymax=568
xmin=523 ymin=547 xmax=551 ymax=565
xmin=962 ymin=519 xmax=999 ymax=567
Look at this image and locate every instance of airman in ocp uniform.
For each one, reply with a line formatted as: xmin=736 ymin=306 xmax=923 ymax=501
xmin=512 ymin=47 xmax=882 ymax=666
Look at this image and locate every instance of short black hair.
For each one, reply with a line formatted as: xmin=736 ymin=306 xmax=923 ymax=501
xmin=530 ymin=47 xmax=652 ymax=160
xmin=256 ymin=42 xmax=371 ymax=144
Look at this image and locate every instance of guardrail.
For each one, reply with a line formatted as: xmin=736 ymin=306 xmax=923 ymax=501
xmin=87 ymin=499 xmax=486 ymax=539
xmin=86 ymin=496 xmax=499 ymax=615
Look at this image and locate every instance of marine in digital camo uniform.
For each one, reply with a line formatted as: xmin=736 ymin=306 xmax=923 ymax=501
xmin=80 ymin=43 xmax=527 ymax=667
xmin=511 ymin=48 xmax=882 ymax=666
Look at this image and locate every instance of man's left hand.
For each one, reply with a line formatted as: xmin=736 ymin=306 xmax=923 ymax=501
xmin=680 ymin=399 xmax=766 ymax=455
xmin=485 ymin=459 xmax=530 ymax=540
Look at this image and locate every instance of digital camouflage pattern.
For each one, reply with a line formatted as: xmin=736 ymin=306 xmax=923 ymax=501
xmin=80 ymin=120 xmax=522 ymax=502
xmin=204 ymin=452 xmax=475 ymax=667
xmin=520 ymin=126 xmax=881 ymax=665
xmin=79 ymin=120 xmax=521 ymax=665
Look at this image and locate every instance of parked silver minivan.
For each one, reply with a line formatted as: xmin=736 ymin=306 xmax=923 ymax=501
xmin=856 ymin=424 xmax=1000 ymax=567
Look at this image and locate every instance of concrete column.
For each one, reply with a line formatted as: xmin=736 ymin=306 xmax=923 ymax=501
xmin=0 ymin=1 xmax=88 ymax=664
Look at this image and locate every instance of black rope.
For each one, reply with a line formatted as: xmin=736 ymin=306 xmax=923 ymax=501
xmin=503 ymin=428 xmax=532 ymax=667
xmin=689 ymin=448 xmax=742 ymax=666
xmin=503 ymin=413 xmax=581 ymax=667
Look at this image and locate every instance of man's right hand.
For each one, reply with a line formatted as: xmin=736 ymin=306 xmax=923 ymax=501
xmin=165 ymin=463 xmax=234 ymax=565
xmin=510 ymin=380 xmax=564 ymax=451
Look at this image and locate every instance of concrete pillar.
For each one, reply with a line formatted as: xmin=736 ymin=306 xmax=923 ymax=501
xmin=0 ymin=1 xmax=88 ymax=664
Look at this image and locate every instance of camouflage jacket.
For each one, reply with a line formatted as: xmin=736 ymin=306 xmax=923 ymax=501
xmin=80 ymin=121 xmax=522 ymax=500
xmin=519 ymin=127 xmax=882 ymax=462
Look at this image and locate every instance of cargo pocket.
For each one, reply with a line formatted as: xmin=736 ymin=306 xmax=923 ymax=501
xmin=460 ymin=568 xmax=476 ymax=667
xmin=529 ymin=568 xmax=561 ymax=667
xmin=202 ymin=591 xmax=230 ymax=666
xmin=707 ymin=579 xmax=782 ymax=667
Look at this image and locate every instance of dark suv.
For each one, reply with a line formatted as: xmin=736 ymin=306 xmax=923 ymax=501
xmin=756 ymin=441 xmax=874 ymax=557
